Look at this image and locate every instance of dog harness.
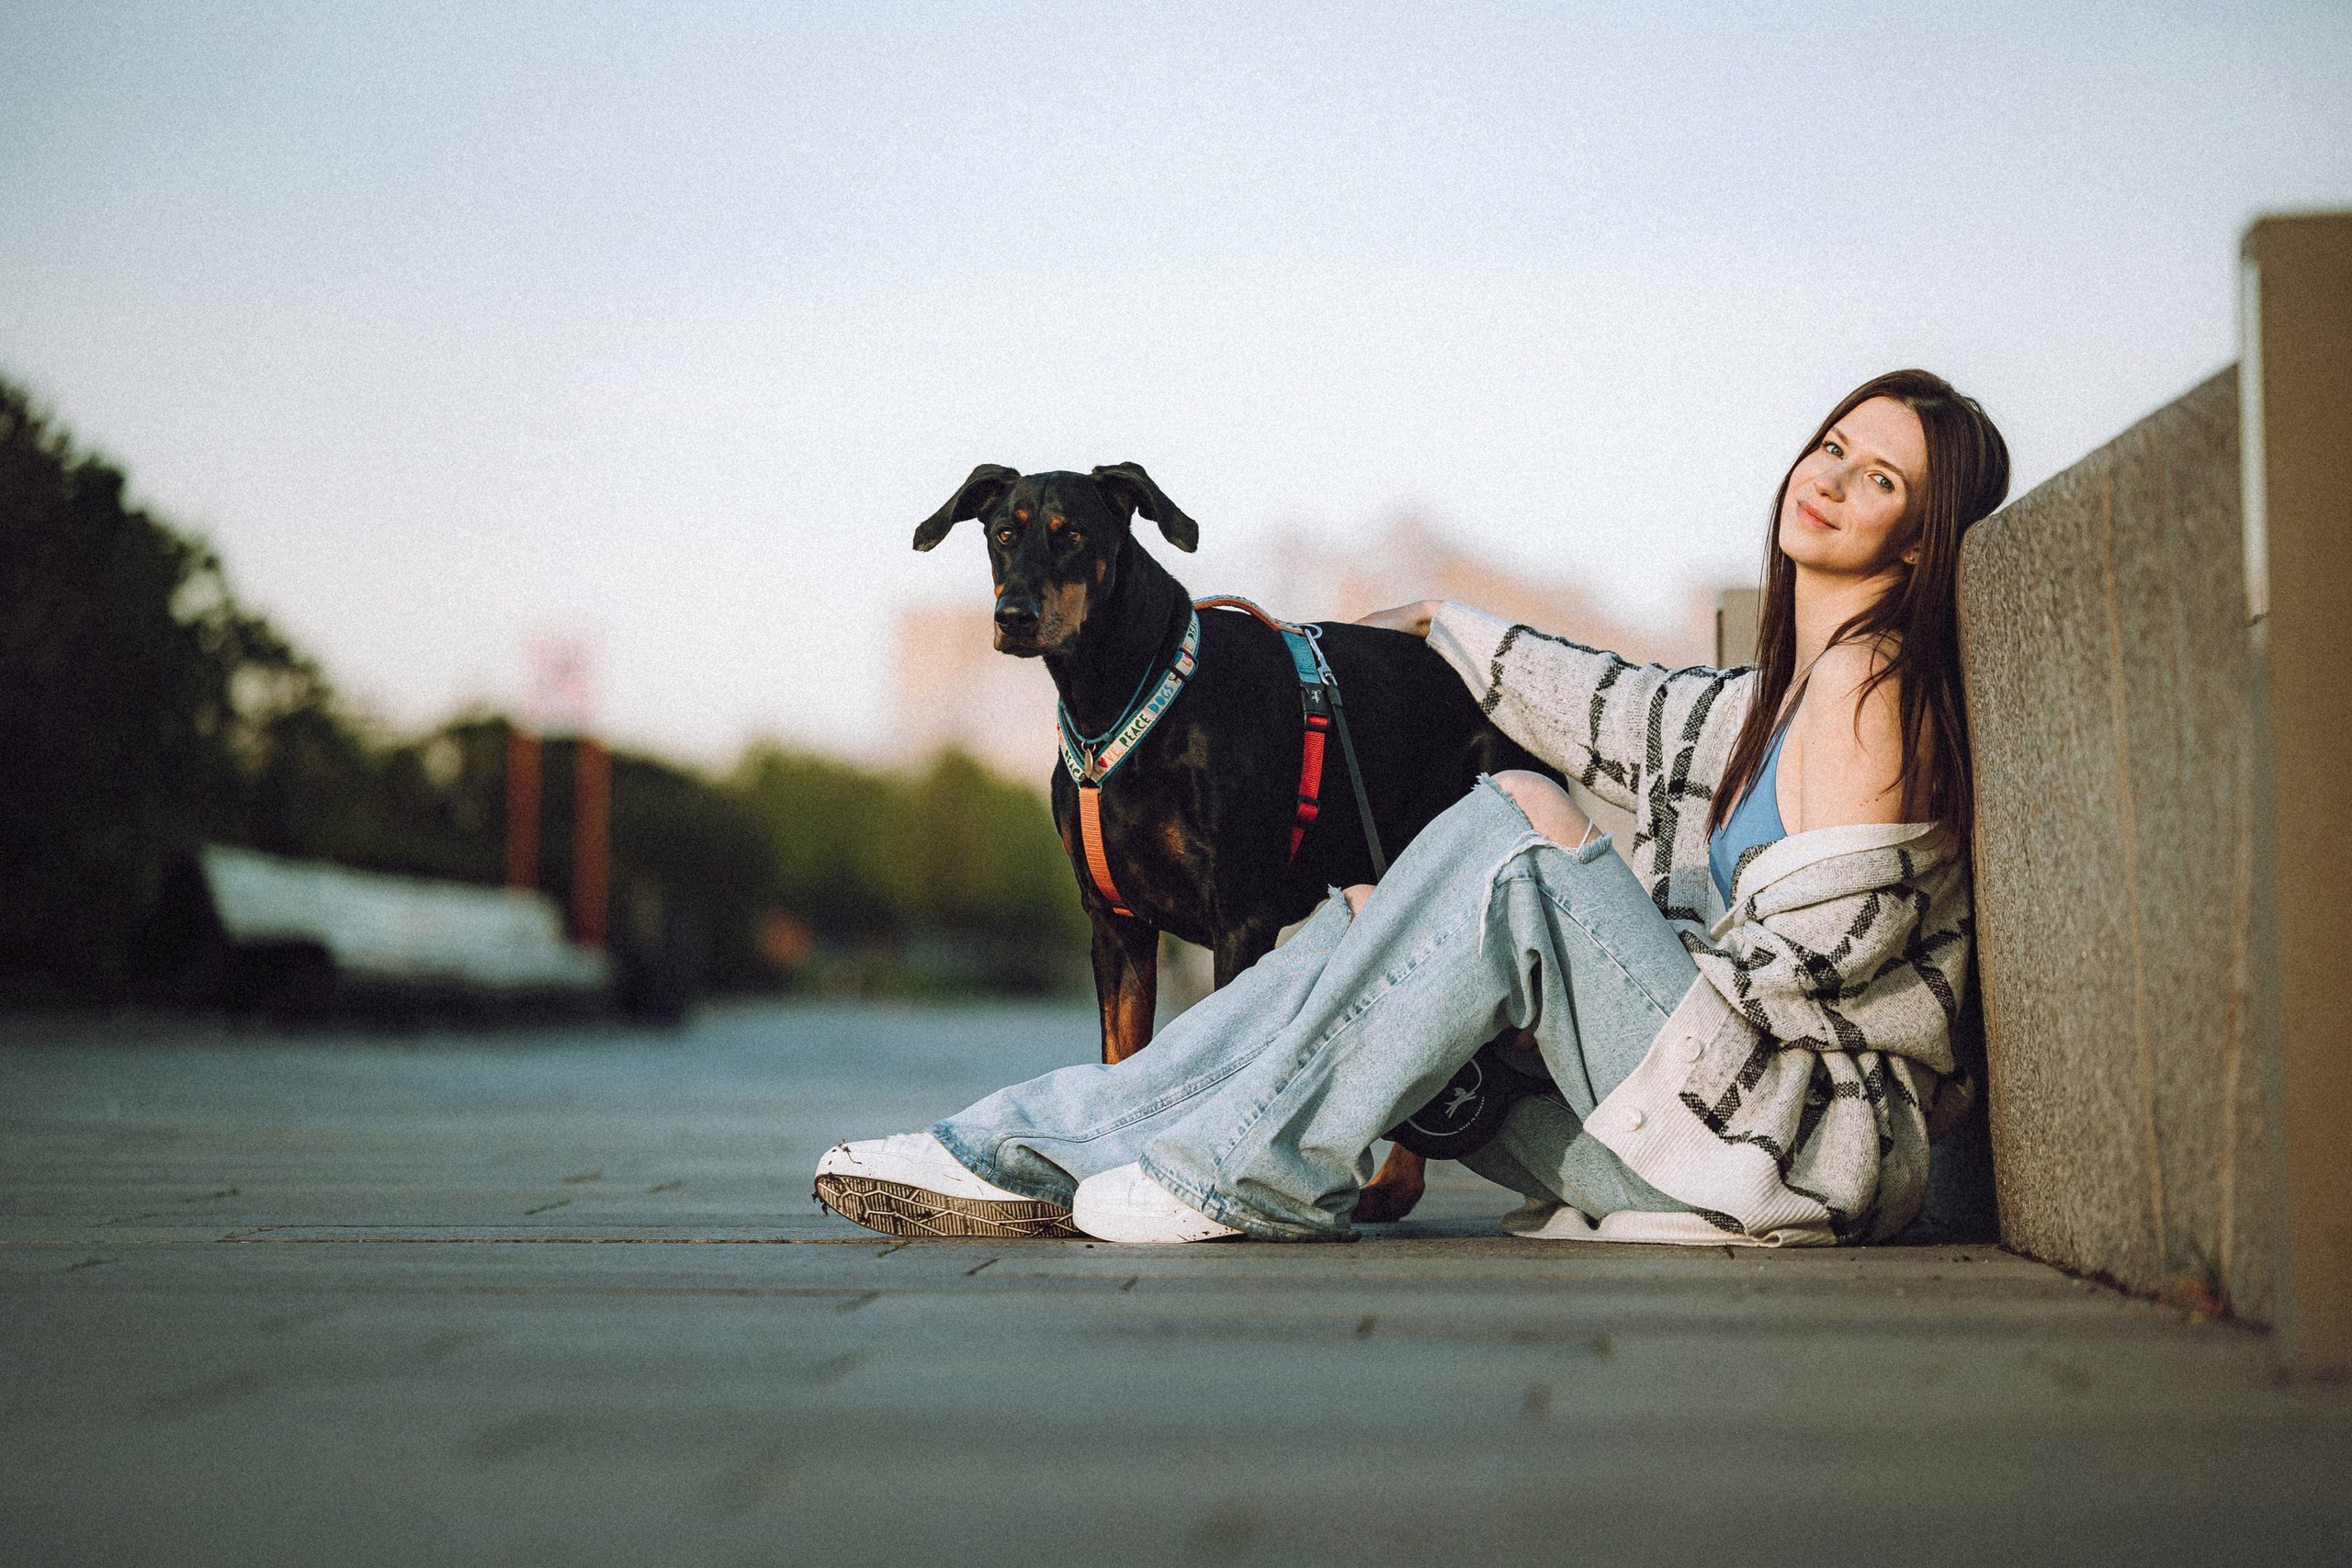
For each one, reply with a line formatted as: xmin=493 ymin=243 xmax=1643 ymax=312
xmin=1056 ymin=609 xmax=1202 ymax=919
xmin=1057 ymin=597 xmax=1387 ymax=920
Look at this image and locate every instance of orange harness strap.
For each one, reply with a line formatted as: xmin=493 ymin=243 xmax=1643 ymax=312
xmin=1076 ymin=784 xmax=1132 ymax=918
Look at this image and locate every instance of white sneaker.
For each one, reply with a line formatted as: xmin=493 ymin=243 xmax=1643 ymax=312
xmin=813 ymin=1133 xmax=1078 ymax=1239
xmin=1070 ymin=1162 xmax=1244 ymax=1244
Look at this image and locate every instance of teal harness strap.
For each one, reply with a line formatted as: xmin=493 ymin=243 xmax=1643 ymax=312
xmin=1057 ymin=609 xmax=1201 ymax=790
xmin=1273 ymin=625 xmax=1321 ymax=686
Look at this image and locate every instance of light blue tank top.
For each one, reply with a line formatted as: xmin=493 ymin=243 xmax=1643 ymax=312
xmin=1710 ymin=722 xmax=1790 ymax=902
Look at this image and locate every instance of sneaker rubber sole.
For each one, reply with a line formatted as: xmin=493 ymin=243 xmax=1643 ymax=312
xmin=813 ymin=1173 xmax=1080 ymax=1239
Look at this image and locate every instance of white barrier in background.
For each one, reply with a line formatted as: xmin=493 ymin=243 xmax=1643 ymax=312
xmin=198 ymin=844 xmax=609 ymax=994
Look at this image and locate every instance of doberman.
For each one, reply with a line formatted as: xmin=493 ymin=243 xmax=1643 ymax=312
xmin=912 ymin=461 xmax=1560 ymax=1223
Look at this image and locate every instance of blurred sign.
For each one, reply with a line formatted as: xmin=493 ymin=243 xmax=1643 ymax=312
xmin=523 ymin=633 xmax=598 ymax=733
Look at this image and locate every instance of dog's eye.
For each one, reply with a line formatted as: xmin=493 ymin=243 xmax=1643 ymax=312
xmin=993 ymin=527 xmax=1017 ymax=546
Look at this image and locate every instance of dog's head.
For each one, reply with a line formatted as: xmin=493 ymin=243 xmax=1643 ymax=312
xmin=910 ymin=463 xmax=1199 ymax=657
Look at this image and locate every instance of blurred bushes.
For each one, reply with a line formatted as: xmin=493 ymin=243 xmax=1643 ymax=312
xmin=0 ymin=374 xmax=1088 ymax=1007
xmin=733 ymin=745 xmax=1088 ymax=994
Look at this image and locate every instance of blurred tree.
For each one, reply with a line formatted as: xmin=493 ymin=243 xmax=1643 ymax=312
xmin=0 ymin=378 xmax=333 ymax=994
xmin=905 ymin=749 xmax=1088 ymax=989
xmin=732 ymin=744 xmax=915 ymax=942
xmin=730 ymin=743 xmax=1087 ymax=993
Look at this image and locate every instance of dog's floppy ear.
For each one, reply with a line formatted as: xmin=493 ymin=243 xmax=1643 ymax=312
xmin=1090 ymin=462 xmax=1199 ymax=553
xmin=912 ymin=464 xmax=1021 ymax=552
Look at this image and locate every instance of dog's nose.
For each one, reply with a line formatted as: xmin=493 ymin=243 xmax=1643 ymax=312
xmin=994 ymin=602 xmax=1041 ymax=637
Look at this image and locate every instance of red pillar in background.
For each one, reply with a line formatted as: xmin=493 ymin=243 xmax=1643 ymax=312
xmin=504 ymin=728 xmax=541 ymax=892
xmin=571 ymin=735 xmax=610 ymax=950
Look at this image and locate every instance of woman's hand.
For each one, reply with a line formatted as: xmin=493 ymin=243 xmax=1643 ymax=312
xmin=1355 ymin=599 xmax=1440 ymax=637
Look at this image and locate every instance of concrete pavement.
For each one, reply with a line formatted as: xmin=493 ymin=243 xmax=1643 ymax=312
xmin=4 ymin=1001 xmax=2346 ymax=1565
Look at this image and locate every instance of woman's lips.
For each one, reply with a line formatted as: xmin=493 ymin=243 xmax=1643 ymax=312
xmin=1796 ymin=499 xmax=1835 ymax=528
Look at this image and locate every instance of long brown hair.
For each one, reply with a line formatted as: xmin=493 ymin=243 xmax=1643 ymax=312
xmin=1708 ymin=369 xmax=2010 ymax=852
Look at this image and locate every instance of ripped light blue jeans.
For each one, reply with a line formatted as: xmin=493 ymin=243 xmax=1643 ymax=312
xmin=933 ymin=776 xmax=1701 ymax=1239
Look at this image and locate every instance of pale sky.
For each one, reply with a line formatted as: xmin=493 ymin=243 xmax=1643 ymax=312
xmin=4 ymin=2 xmax=2347 ymax=761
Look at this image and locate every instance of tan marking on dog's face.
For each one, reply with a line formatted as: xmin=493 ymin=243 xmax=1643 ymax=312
xmin=1015 ymin=507 xmax=1031 ymax=523
xmin=1035 ymin=580 xmax=1090 ymax=650
xmin=1159 ymin=821 xmax=1192 ymax=863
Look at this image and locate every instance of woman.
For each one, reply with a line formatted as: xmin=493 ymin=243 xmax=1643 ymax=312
xmin=815 ymin=368 xmax=2010 ymax=1247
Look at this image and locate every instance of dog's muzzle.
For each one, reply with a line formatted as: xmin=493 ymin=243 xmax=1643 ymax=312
xmin=993 ymin=600 xmax=1043 ymax=650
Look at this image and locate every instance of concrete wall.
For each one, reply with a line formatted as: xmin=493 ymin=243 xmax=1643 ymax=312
xmin=1961 ymin=214 xmax=2350 ymax=1360
xmin=2243 ymin=213 xmax=2352 ymax=1371
xmin=1960 ymin=369 xmax=2279 ymax=1322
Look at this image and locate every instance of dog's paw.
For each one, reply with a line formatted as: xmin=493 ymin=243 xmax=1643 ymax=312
xmin=1351 ymin=1179 xmax=1425 ymax=1224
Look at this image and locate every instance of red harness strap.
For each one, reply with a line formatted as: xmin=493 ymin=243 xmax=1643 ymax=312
xmin=1292 ymin=712 xmax=1329 ymax=860
xmin=1193 ymin=596 xmax=1329 ymax=865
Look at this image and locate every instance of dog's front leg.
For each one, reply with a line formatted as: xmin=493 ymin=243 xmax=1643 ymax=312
xmin=1089 ymin=911 xmax=1160 ymax=1066
xmin=1208 ymin=919 xmax=1283 ymax=990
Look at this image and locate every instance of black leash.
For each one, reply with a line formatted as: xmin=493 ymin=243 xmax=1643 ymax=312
xmin=1195 ymin=599 xmax=1390 ymax=882
xmin=1308 ymin=636 xmax=1389 ymax=881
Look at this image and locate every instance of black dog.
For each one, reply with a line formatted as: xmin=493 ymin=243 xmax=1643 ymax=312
xmin=913 ymin=461 xmax=1556 ymax=1217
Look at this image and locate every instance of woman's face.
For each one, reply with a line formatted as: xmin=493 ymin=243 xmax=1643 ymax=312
xmin=1776 ymin=395 xmax=1928 ymax=580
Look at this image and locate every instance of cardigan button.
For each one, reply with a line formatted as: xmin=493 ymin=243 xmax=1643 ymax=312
xmin=1678 ymin=1034 xmax=1702 ymax=1063
xmin=1620 ymin=1106 xmax=1645 ymax=1132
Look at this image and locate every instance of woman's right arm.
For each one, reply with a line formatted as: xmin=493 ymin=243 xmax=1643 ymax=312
xmin=1361 ymin=599 xmax=1681 ymax=813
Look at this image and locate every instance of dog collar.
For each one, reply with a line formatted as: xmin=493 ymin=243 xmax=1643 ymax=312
xmin=1057 ymin=608 xmax=1201 ymax=790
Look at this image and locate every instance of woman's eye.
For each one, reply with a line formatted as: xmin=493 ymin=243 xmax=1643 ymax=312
xmin=1872 ymin=474 xmax=1894 ymax=491
xmin=1822 ymin=439 xmax=1842 ymax=457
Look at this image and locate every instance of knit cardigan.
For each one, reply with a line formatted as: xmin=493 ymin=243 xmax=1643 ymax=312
xmin=1427 ymin=602 xmax=1975 ymax=1247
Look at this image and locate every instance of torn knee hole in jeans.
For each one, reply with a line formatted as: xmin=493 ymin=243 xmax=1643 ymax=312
xmin=1475 ymin=831 xmax=1566 ymax=947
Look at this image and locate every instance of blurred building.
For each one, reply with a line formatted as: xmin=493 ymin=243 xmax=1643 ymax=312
xmin=889 ymin=514 xmax=1724 ymax=785
xmin=890 ymin=606 xmax=1065 ymax=788
xmin=1259 ymin=513 xmax=1717 ymax=671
